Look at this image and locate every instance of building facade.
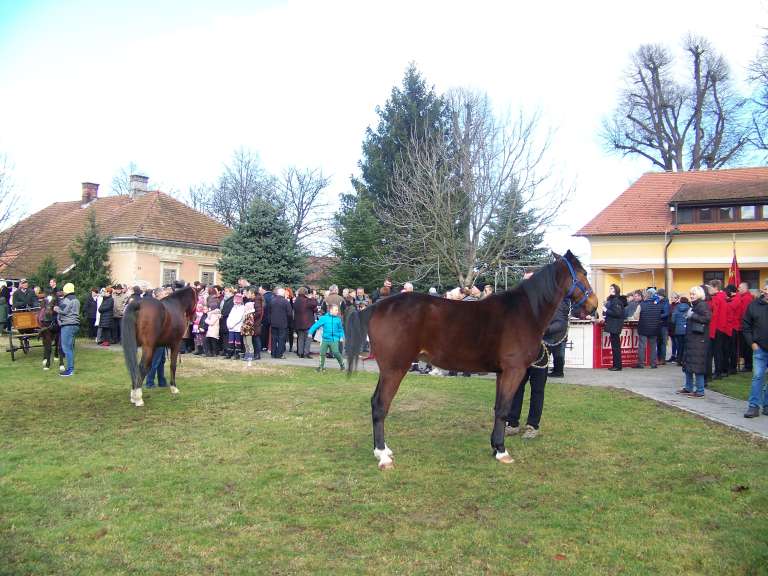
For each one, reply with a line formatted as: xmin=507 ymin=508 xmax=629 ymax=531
xmin=0 ymin=177 xmax=231 ymax=288
xmin=577 ymin=168 xmax=768 ymax=300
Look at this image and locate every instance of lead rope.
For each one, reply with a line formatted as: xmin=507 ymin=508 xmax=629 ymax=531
xmin=530 ymin=299 xmax=573 ymax=368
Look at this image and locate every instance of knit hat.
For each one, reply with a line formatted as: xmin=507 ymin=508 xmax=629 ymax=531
xmin=62 ymin=283 xmax=75 ymax=295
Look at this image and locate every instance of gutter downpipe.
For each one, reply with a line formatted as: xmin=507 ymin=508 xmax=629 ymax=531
xmin=664 ymin=202 xmax=679 ymax=296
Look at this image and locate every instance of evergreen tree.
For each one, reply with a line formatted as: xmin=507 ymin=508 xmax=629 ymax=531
xmin=218 ymin=198 xmax=306 ymax=287
xmin=29 ymin=255 xmax=59 ymax=291
xmin=357 ymin=62 xmax=447 ymax=203
xmin=328 ymin=192 xmax=386 ymax=292
xmin=66 ymin=210 xmax=112 ymax=303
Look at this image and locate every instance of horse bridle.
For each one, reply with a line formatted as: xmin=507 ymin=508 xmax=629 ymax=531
xmin=562 ymin=257 xmax=593 ymax=309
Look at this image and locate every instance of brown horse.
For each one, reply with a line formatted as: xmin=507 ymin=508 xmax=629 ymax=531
xmin=121 ymin=286 xmax=197 ymax=407
xmin=345 ymin=250 xmax=598 ymax=469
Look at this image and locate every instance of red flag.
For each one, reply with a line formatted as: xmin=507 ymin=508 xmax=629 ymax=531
xmin=727 ymin=249 xmax=741 ymax=287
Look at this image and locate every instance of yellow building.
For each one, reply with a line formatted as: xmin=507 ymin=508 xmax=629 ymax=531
xmin=577 ymin=167 xmax=768 ymax=300
xmin=0 ymin=178 xmax=230 ymax=288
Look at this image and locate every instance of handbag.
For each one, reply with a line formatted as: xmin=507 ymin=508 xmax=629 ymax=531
xmin=690 ymin=320 xmax=705 ymax=334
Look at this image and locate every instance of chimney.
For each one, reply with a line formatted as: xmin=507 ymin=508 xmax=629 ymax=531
xmin=81 ymin=182 xmax=99 ymax=206
xmin=130 ymin=174 xmax=149 ymax=198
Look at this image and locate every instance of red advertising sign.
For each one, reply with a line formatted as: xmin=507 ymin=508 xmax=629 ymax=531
xmin=593 ymin=322 xmax=652 ymax=368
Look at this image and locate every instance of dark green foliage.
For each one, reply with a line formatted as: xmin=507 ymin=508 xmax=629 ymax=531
xmin=358 ymin=63 xmax=447 ymax=204
xmin=218 ymin=198 xmax=306 ymax=287
xmin=66 ymin=210 xmax=111 ymax=305
xmin=328 ymin=192 xmax=386 ymax=292
xmin=28 ymin=255 xmax=59 ymax=292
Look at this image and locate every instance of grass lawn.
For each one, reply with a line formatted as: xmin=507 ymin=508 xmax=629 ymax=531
xmin=2 ymin=343 xmax=768 ymax=575
xmin=708 ymin=372 xmax=753 ymax=401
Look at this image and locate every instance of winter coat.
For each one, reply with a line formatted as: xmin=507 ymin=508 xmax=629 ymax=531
xmin=262 ymin=291 xmax=273 ymax=324
xmin=603 ymin=295 xmax=625 ymax=335
xmin=737 ymin=291 xmax=754 ymax=329
xmin=98 ymin=295 xmax=114 ymax=328
xmin=309 ymin=313 xmax=345 ymax=342
xmin=682 ymin=299 xmax=712 ymax=374
xmin=226 ymin=303 xmax=245 ymax=332
xmin=293 ymin=294 xmax=318 ymax=330
xmin=11 ymin=288 xmax=37 ymax=310
xmin=84 ymin=295 xmax=98 ymax=319
xmin=250 ymin=293 xmax=264 ymax=331
xmin=743 ymin=296 xmax=768 ymax=352
xmin=0 ymin=295 xmax=8 ymax=325
xmin=57 ymin=294 xmax=81 ymax=327
xmin=205 ymin=309 xmax=221 ymax=339
xmin=269 ymin=295 xmax=293 ymax=329
xmin=220 ymin=295 xmax=234 ymax=321
xmin=543 ymin=299 xmax=570 ymax=345
xmin=671 ymin=302 xmax=690 ymax=336
xmin=112 ymin=292 xmax=130 ymax=319
xmin=726 ymin=295 xmax=740 ymax=335
xmin=708 ymin=290 xmax=729 ymax=338
xmin=637 ymin=299 xmax=663 ymax=337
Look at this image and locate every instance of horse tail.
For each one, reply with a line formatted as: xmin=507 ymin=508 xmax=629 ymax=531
xmin=121 ymin=302 xmax=140 ymax=384
xmin=346 ymin=305 xmax=375 ymax=376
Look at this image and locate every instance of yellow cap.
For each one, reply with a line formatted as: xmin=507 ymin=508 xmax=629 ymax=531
xmin=62 ymin=283 xmax=75 ymax=294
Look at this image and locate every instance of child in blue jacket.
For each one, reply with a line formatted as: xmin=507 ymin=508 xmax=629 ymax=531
xmin=308 ymin=304 xmax=345 ymax=371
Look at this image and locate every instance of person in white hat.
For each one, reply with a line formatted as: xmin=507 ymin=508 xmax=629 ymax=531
xmin=54 ymin=283 xmax=80 ymax=377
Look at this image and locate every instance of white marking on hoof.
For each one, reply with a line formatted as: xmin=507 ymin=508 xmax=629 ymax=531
xmin=42 ymin=359 xmax=47 ymax=367
xmin=130 ymin=388 xmax=137 ymax=404
xmin=374 ymin=445 xmax=394 ymax=470
xmin=59 ymin=365 xmax=66 ymax=373
xmin=134 ymin=388 xmax=144 ymax=407
xmin=495 ymin=450 xmax=514 ymax=464
xmin=170 ymin=385 xmax=179 ymax=394
xmin=43 ymin=366 xmax=49 ymax=371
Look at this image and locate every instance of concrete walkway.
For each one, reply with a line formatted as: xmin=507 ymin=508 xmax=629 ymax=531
xmin=96 ymin=341 xmax=768 ymax=440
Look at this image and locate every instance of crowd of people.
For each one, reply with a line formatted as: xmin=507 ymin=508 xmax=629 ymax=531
xmin=600 ymin=279 xmax=768 ymax=417
xmin=2 ymin=271 xmax=767 ymax=424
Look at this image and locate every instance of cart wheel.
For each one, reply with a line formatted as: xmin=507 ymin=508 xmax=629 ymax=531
xmin=21 ymin=337 xmax=30 ymax=354
xmin=8 ymin=332 xmax=16 ymax=361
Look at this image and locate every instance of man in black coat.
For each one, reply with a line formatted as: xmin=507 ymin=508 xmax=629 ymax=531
xmin=546 ymin=299 xmax=570 ymax=378
xmin=635 ymin=290 xmax=662 ymax=368
xmin=84 ymin=288 xmax=99 ymax=339
xmin=11 ymin=279 xmax=37 ymax=310
xmin=743 ymin=280 xmax=768 ymax=418
xmin=602 ymin=284 xmax=626 ymax=371
xmin=269 ymin=287 xmax=293 ymax=359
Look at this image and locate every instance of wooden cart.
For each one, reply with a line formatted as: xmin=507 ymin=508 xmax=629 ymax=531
xmin=6 ymin=308 xmax=44 ymax=361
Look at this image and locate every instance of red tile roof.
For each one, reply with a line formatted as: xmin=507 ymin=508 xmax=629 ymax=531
xmin=576 ymin=167 xmax=768 ymax=237
xmin=0 ymin=192 xmax=231 ymax=278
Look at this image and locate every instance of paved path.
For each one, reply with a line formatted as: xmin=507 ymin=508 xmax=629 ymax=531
xmin=98 ymin=342 xmax=768 ymax=439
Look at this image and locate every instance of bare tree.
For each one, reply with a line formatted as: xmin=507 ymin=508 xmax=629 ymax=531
xmin=110 ymin=162 xmax=144 ymax=196
xmin=604 ymin=36 xmax=749 ymax=171
xmin=377 ymin=89 xmax=564 ymax=288
xmin=277 ymin=167 xmax=332 ymax=248
xmin=0 ymin=155 xmax=25 ymax=272
xmin=749 ymin=30 xmax=768 ymax=150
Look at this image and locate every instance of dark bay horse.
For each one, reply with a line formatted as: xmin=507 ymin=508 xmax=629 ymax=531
xmin=345 ymin=251 xmax=598 ymax=469
xmin=121 ymin=286 xmax=197 ymax=407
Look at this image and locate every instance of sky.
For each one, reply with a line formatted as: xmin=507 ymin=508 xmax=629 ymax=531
xmin=1 ymin=0 xmax=766 ymax=262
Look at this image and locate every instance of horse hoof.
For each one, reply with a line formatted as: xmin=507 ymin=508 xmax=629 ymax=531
xmin=170 ymin=386 xmax=179 ymax=394
xmin=495 ymin=450 xmax=514 ymax=464
xmin=134 ymin=399 xmax=144 ymax=407
xmin=378 ymin=460 xmax=395 ymax=471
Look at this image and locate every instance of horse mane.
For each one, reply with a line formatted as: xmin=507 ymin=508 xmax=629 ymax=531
xmin=518 ymin=260 xmax=561 ymax=318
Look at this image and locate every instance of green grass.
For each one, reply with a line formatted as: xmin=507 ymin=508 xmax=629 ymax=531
xmin=2 ymin=344 xmax=768 ymax=575
xmin=708 ymin=372 xmax=753 ymax=401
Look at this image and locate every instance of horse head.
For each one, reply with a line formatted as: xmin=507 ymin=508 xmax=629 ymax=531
xmin=560 ymin=250 xmax=598 ymax=314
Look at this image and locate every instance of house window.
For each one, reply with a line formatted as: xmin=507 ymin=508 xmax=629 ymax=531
xmin=741 ymin=270 xmax=760 ymax=289
xmin=200 ymin=269 xmax=216 ymax=285
xmin=161 ymin=264 xmax=179 ymax=286
xmin=703 ymin=270 xmax=725 ymax=285
xmin=677 ymin=207 xmax=694 ymax=224
xmin=698 ymin=207 xmax=713 ymax=222
xmin=740 ymin=205 xmax=756 ymax=220
xmin=718 ymin=207 xmax=735 ymax=221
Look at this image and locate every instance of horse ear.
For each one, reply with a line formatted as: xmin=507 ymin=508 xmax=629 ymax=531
xmin=551 ymin=251 xmax=562 ymax=260
xmin=564 ymin=250 xmax=573 ymax=260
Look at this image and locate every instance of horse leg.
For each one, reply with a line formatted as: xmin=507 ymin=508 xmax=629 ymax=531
xmin=42 ymin=330 xmax=51 ymax=370
xmin=56 ymin=330 xmax=64 ymax=370
xmin=371 ymin=367 xmax=407 ymax=470
xmin=169 ymin=344 xmax=180 ymax=395
xmin=491 ymin=368 xmax=526 ymax=464
xmin=131 ymin=345 xmax=154 ymax=407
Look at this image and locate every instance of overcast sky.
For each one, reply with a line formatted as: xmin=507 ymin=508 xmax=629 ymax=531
xmin=1 ymin=0 xmax=766 ymax=260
